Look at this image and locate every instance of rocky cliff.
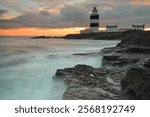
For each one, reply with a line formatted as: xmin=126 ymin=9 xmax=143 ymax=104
xmin=102 ymin=31 xmax=150 ymax=99
xmin=53 ymin=30 xmax=150 ymax=100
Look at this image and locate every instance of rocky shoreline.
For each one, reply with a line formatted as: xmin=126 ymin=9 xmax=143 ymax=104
xmin=31 ymin=32 xmax=123 ymax=40
xmin=64 ymin=32 xmax=123 ymax=40
xmin=53 ymin=31 xmax=150 ymax=100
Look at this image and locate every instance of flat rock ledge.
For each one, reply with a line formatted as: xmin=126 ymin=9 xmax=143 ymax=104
xmin=53 ymin=64 xmax=125 ymax=100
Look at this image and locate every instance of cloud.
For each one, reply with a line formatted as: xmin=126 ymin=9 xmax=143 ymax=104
xmin=0 ymin=9 xmax=8 ymax=16
xmin=39 ymin=10 xmax=51 ymax=16
xmin=100 ymin=4 xmax=150 ymax=26
xmin=0 ymin=5 xmax=89 ymax=29
xmin=130 ymin=0 xmax=150 ymax=6
xmin=0 ymin=0 xmax=150 ymax=29
xmin=0 ymin=0 xmax=18 ymax=4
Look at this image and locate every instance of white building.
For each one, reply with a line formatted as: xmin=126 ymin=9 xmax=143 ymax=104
xmin=132 ymin=24 xmax=145 ymax=31
xmin=106 ymin=25 xmax=118 ymax=32
xmin=80 ymin=6 xmax=99 ymax=34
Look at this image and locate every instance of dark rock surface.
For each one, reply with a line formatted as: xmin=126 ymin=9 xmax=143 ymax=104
xmin=53 ymin=31 xmax=150 ymax=100
xmin=102 ymin=31 xmax=150 ymax=99
xmin=102 ymin=31 xmax=150 ymax=67
xmin=121 ymin=58 xmax=150 ymax=99
xmin=31 ymin=36 xmax=63 ymax=39
xmin=64 ymin=32 xmax=123 ymax=40
xmin=54 ymin=64 xmax=124 ymax=100
xmin=117 ymin=31 xmax=150 ymax=48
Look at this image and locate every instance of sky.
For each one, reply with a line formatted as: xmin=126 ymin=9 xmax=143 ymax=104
xmin=0 ymin=0 xmax=150 ymax=36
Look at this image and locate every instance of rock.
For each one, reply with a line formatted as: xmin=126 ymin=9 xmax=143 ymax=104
xmin=101 ymin=31 xmax=150 ymax=99
xmin=125 ymin=46 xmax=150 ymax=54
xmin=53 ymin=31 xmax=150 ymax=100
xmin=103 ymin=52 xmax=121 ymax=61
xmin=121 ymin=58 xmax=150 ymax=99
xmin=73 ymin=52 xmax=99 ymax=56
xmin=63 ymin=87 xmax=102 ymax=100
xmin=55 ymin=69 xmax=66 ymax=77
xmin=54 ymin=64 xmax=123 ymax=100
xmin=102 ymin=31 xmax=150 ymax=67
xmin=64 ymin=32 xmax=122 ymax=39
xmin=117 ymin=31 xmax=150 ymax=48
xmin=101 ymin=47 xmax=120 ymax=54
xmin=144 ymin=58 xmax=150 ymax=67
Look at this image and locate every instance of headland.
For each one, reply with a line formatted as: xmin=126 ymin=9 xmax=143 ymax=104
xmin=31 ymin=32 xmax=123 ymax=40
xmin=53 ymin=30 xmax=150 ymax=100
xmin=64 ymin=32 xmax=123 ymax=40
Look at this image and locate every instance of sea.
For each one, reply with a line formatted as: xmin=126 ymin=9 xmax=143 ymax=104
xmin=0 ymin=36 xmax=119 ymax=100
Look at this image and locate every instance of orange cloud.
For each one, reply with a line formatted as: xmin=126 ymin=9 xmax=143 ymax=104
xmin=0 ymin=15 xmax=15 ymax=19
xmin=131 ymin=0 xmax=150 ymax=6
xmin=0 ymin=27 xmax=81 ymax=36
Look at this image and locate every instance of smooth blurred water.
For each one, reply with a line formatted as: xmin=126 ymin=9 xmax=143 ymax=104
xmin=0 ymin=37 xmax=119 ymax=100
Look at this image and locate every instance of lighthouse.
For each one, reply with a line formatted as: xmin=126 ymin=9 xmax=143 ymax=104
xmin=90 ymin=6 xmax=99 ymax=32
xmin=80 ymin=6 xmax=100 ymax=34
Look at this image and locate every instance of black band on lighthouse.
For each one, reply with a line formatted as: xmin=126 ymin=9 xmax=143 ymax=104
xmin=90 ymin=23 xmax=99 ymax=27
xmin=90 ymin=15 xmax=99 ymax=19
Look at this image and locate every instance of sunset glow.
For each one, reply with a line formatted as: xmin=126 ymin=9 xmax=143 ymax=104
xmin=0 ymin=0 xmax=150 ymax=36
xmin=0 ymin=28 xmax=80 ymax=36
xmin=145 ymin=28 xmax=150 ymax=31
xmin=0 ymin=27 xmax=150 ymax=36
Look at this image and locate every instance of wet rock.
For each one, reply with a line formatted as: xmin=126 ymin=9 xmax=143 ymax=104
xmin=103 ymin=52 xmax=121 ymax=61
xmin=144 ymin=58 xmax=150 ymax=67
xmin=73 ymin=52 xmax=99 ymax=56
xmin=125 ymin=46 xmax=150 ymax=54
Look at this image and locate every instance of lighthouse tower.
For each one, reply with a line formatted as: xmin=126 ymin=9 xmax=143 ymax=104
xmin=90 ymin=6 xmax=99 ymax=32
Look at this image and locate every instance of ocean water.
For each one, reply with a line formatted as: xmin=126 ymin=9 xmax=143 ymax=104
xmin=0 ymin=37 xmax=119 ymax=100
